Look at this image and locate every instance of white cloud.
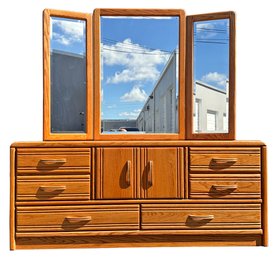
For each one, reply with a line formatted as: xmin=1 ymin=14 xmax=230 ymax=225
xmin=195 ymin=22 xmax=217 ymax=39
xmin=51 ymin=18 xmax=85 ymax=46
xmin=196 ymin=22 xmax=214 ymax=30
xmin=107 ymin=104 xmax=117 ymax=109
xmin=120 ymin=85 xmax=148 ymax=102
xmin=101 ymin=38 xmax=170 ymax=84
xmin=101 ymin=89 xmax=104 ymax=102
xmin=201 ymin=72 xmax=228 ymax=88
xmin=119 ymin=109 xmax=141 ymax=119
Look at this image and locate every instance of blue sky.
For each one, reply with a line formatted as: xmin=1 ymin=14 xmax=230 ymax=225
xmin=194 ymin=18 xmax=229 ymax=90
xmin=101 ymin=16 xmax=179 ymax=120
xmin=50 ymin=17 xmax=86 ymax=55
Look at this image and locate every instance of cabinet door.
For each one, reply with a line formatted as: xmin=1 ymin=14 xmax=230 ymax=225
xmin=141 ymin=147 xmax=184 ymax=199
xmin=96 ymin=148 xmax=137 ymax=199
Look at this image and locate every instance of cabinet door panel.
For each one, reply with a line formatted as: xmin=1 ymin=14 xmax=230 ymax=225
xmin=96 ymin=148 xmax=137 ymax=199
xmin=142 ymin=147 xmax=183 ymax=199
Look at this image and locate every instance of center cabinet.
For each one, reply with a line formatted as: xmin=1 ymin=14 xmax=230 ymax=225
xmin=96 ymin=147 xmax=184 ymax=199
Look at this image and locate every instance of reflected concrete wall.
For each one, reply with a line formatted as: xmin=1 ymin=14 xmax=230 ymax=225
xmin=51 ymin=50 xmax=86 ymax=133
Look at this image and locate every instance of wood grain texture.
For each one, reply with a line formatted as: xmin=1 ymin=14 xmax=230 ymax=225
xmin=141 ymin=147 xmax=183 ymax=199
xmin=189 ymin=147 xmax=261 ymax=173
xmin=189 ymin=174 xmax=261 ymax=199
xmin=96 ymin=148 xmax=137 ymax=199
xmin=16 ymin=229 xmax=263 ymax=238
xmin=141 ymin=203 xmax=261 ymax=230
xmin=10 ymin=147 xmax=16 ymax=250
xmin=15 ymin=234 xmax=262 ymax=249
xmin=11 ymin=141 xmax=267 ymax=248
xmin=10 ymin=140 xmax=266 ymax=148
xmin=16 ymin=175 xmax=90 ymax=201
xmin=17 ymin=205 xmax=140 ymax=232
xmin=43 ymin=9 xmax=93 ymax=140
xmin=15 ymin=198 xmax=263 ymax=207
xmin=262 ymin=145 xmax=268 ymax=246
xmin=17 ymin=148 xmax=91 ymax=172
xmin=185 ymin=12 xmax=235 ymax=140
xmin=93 ymin=9 xmax=185 ymax=140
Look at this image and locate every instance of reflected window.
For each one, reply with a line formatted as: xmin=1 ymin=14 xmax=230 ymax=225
xmin=100 ymin=16 xmax=179 ymax=134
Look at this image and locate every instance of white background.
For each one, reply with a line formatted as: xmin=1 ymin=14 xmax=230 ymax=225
xmin=0 ymin=0 xmax=275 ymax=256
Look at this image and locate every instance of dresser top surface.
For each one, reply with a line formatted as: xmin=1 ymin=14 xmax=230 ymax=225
xmin=10 ymin=140 xmax=265 ymax=148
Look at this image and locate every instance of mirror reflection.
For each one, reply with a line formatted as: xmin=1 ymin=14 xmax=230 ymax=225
xmin=193 ymin=18 xmax=229 ymax=133
xmin=100 ymin=16 xmax=179 ymax=134
xmin=50 ymin=17 xmax=86 ymax=133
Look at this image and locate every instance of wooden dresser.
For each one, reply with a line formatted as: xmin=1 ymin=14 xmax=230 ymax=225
xmin=10 ymin=140 xmax=267 ymax=249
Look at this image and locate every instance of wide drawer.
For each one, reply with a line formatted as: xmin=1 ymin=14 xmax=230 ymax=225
xmin=141 ymin=204 xmax=261 ymax=230
xmin=189 ymin=147 xmax=261 ymax=172
xmin=17 ymin=148 xmax=91 ymax=175
xmin=16 ymin=205 xmax=140 ymax=232
xmin=189 ymin=174 xmax=261 ymax=199
xmin=16 ymin=175 xmax=90 ymax=201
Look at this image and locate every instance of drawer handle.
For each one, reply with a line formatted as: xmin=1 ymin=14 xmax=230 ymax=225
xmin=188 ymin=215 xmax=214 ymax=222
xmin=211 ymin=158 xmax=237 ymax=164
xmin=39 ymin=159 xmax=67 ymax=165
xmin=148 ymin=161 xmax=153 ymax=187
xmin=39 ymin=186 xmax=66 ymax=192
xmin=126 ymin=160 xmax=131 ymax=186
xmin=212 ymin=185 xmax=238 ymax=191
xmin=65 ymin=216 xmax=92 ymax=223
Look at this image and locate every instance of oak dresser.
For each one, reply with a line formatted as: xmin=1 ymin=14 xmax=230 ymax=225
xmin=10 ymin=140 xmax=267 ymax=249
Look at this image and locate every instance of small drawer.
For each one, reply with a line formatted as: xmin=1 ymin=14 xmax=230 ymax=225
xmin=189 ymin=147 xmax=261 ymax=173
xmin=189 ymin=174 xmax=261 ymax=199
xmin=141 ymin=204 xmax=261 ymax=230
xmin=17 ymin=148 xmax=91 ymax=175
xmin=16 ymin=175 xmax=90 ymax=201
xmin=16 ymin=205 xmax=140 ymax=233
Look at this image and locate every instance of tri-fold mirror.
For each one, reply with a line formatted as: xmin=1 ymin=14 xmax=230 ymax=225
xmin=43 ymin=9 xmax=235 ymax=141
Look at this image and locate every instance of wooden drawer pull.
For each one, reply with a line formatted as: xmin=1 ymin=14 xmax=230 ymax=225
xmin=65 ymin=216 xmax=92 ymax=223
xmin=39 ymin=186 xmax=66 ymax=192
xmin=211 ymin=158 xmax=238 ymax=164
xmin=39 ymin=159 xmax=67 ymax=165
xmin=148 ymin=161 xmax=153 ymax=187
xmin=212 ymin=185 xmax=238 ymax=191
xmin=188 ymin=215 xmax=214 ymax=221
xmin=126 ymin=160 xmax=131 ymax=186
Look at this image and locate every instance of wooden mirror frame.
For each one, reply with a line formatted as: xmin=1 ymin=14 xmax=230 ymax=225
xmin=93 ymin=8 xmax=185 ymax=141
xmin=43 ymin=9 xmax=93 ymax=140
xmin=185 ymin=12 xmax=235 ymax=140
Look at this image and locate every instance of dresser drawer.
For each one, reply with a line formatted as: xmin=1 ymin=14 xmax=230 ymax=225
xmin=189 ymin=174 xmax=261 ymax=199
xmin=16 ymin=205 xmax=140 ymax=232
xmin=141 ymin=204 xmax=261 ymax=230
xmin=189 ymin=147 xmax=261 ymax=172
xmin=17 ymin=148 xmax=91 ymax=175
xmin=16 ymin=175 xmax=90 ymax=201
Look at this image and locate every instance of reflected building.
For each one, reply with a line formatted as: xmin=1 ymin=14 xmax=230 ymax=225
xmin=193 ymin=80 xmax=229 ymax=133
xmin=51 ymin=50 xmax=86 ymax=133
xmin=137 ymin=51 xmax=178 ymax=133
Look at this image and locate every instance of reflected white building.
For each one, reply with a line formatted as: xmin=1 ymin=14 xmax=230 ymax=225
xmin=193 ymin=80 xmax=228 ymax=133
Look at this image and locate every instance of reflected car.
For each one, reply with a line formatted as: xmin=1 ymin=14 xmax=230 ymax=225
xmin=119 ymin=127 xmax=140 ymax=132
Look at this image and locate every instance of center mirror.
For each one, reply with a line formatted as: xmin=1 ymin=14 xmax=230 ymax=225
xmin=100 ymin=14 xmax=180 ymax=134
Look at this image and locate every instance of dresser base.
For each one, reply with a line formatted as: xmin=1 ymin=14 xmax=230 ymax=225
xmin=14 ymin=234 xmax=263 ymax=249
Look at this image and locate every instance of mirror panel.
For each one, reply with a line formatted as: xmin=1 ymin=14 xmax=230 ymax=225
xmin=100 ymin=16 xmax=180 ymax=134
xmin=193 ymin=18 xmax=229 ymax=133
xmin=50 ymin=16 xmax=87 ymax=133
